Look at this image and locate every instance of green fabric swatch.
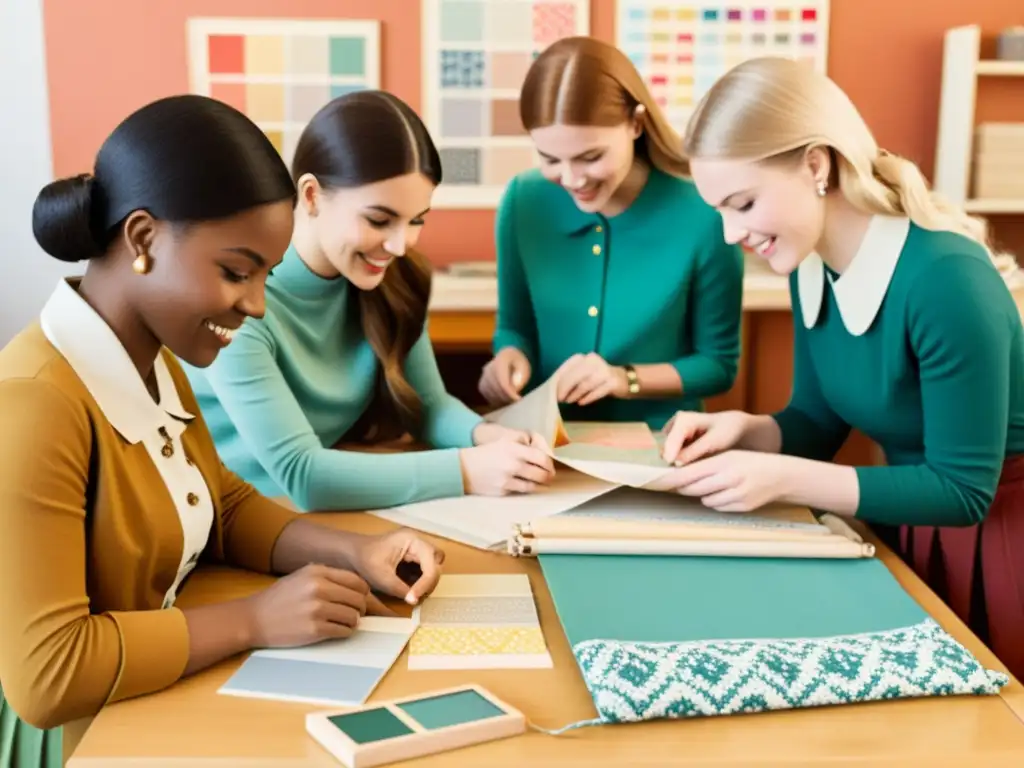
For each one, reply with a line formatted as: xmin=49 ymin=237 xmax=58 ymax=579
xmin=398 ymin=690 xmax=506 ymax=730
xmin=538 ymin=555 xmax=928 ymax=646
xmin=0 ymin=687 xmax=62 ymax=768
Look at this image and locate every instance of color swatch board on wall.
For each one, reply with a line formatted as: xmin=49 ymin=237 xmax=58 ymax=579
xmin=423 ymin=0 xmax=591 ymax=209
xmin=617 ymin=1 xmax=829 ymax=136
xmin=187 ymin=18 xmax=381 ymax=168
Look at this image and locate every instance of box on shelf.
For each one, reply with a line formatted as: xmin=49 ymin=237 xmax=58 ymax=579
xmin=997 ymin=27 xmax=1024 ymax=61
xmin=972 ymin=123 xmax=1024 ymax=199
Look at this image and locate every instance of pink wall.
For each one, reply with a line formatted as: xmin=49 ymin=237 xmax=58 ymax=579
xmin=43 ymin=0 xmax=1024 ymax=264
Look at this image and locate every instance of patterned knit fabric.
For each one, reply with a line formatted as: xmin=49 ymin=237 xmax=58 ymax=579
xmin=543 ymin=619 xmax=1008 ymax=733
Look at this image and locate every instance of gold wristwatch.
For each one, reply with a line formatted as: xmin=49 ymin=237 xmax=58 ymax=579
xmin=623 ymin=364 xmax=640 ymax=396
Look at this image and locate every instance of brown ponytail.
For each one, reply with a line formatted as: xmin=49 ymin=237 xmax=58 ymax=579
xmin=520 ymin=37 xmax=690 ymax=178
xmin=349 ymin=249 xmax=432 ymax=442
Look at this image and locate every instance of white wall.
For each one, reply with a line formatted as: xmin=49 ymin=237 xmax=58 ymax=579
xmin=0 ymin=0 xmax=79 ymax=345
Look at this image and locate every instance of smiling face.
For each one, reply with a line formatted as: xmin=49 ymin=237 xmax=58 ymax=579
xmin=689 ymin=150 xmax=829 ymax=275
xmin=530 ymin=122 xmax=640 ymax=213
xmin=302 ymin=172 xmax=435 ymax=290
xmin=126 ymin=199 xmax=294 ymax=368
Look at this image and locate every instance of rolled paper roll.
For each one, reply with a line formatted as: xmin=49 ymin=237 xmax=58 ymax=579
xmin=508 ymin=534 xmax=875 ymax=559
xmin=518 ymin=516 xmax=831 ymax=543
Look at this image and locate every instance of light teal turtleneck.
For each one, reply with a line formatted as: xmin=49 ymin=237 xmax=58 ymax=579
xmin=183 ymin=245 xmax=483 ymax=511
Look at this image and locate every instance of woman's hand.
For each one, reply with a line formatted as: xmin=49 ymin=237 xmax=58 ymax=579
xmin=555 ymin=353 xmax=628 ymax=405
xmin=479 ymin=347 xmax=531 ymax=405
xmin=471 ymin=422 xmax=529 ymax=445
xmin=459 ymin=433 xmax=555 ymax=496
xmin=348 ymin=528 xmax=445 ymax=606
xmin=645 ymin=450 xmax=797 ymax=512
xmin=660 ymin=410 xmax=753 ymax=465
xmin=244 ymin=563 xmax=378 ymax=648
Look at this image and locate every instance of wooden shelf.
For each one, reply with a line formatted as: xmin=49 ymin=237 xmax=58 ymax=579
xmin=934 ymin=26 xmax=1024 ymax=213
xmin=964 ymin=198 xmax=1024 ymax=214
xmin=976 ymin=60 xmax=1024 ymax=76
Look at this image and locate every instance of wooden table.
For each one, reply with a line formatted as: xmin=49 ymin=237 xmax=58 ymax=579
xmin=68 ymin=514 xmax=1024 ymax=767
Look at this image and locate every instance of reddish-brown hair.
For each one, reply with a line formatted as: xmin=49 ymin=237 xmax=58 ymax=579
xmin=519 ymin=37 xmax=690 ymax=178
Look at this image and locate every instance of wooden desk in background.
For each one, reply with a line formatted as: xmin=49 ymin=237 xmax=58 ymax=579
xmin=68 ymin=512 xmax=1024 ymax=767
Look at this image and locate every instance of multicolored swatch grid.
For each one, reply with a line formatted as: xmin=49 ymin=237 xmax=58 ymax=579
xmin=617 ymin=1 xmax=830 ymax=134
xmin=187 ymin=18 xmax=380 ymax=167
xmin=422 ymin=0 xmax=591 ymax=208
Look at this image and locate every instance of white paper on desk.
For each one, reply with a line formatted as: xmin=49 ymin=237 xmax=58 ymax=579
xmin=369 ymin=470 xmax=621 ymax=550
xmin=557 ymin=486 xmax=826 ymax=533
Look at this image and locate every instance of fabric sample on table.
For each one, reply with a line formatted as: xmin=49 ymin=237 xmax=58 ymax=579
xmin=545 ymin=618 xmax=1008 ymax=732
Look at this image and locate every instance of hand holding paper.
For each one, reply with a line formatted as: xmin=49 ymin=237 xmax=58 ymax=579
xmin=646 ymin=449 xmax=797 ymax=513
xmin=555 ymin=352 xmax=628 ymax=406
xmin=458 ymin=435 xmax=556 ymax=496
xmin=660 ymin=410 xmax=751 ymax=465
xmin=478 ymin=347 xmax=532 ymax=405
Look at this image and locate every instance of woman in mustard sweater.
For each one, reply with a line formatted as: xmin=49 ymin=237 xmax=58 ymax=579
xmin=478 ymin=37 xmax=745 ymax=430
xmin=0 ymin=95 xmax=444 ymax=764
xmin=654 ymin=57 xmax=1024 ymax=681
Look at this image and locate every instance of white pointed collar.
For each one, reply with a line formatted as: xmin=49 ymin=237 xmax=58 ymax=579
xmin=797 ymin=215 xmax=911 ymax=336
xmin=40 ymin=278 xmax=194 ymax=444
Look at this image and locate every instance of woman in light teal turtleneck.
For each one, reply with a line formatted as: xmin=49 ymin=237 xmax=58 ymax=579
xmin=184 ymin=91 xmax=553 ymax=512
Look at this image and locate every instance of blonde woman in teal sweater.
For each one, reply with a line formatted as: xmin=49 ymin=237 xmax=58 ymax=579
xmin=185 ymin=91 xmax=553 ymax=512
xmin=478 ymin=37 xmax=745 ymax=430
xmin=655 ymin=58 xmax=1024 ymax=681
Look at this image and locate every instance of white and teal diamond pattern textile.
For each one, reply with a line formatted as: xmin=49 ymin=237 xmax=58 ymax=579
xmin=545 ymin=619 xmax=1008 ymax=732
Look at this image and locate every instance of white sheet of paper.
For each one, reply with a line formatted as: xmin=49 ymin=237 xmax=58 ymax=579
xmin=483 ymin=372 xmax=565 ymax=447
xmin=369 ymin=469 xmax=621 ymax=550
xmin=558 ymin=486 xmax=826 ymax=532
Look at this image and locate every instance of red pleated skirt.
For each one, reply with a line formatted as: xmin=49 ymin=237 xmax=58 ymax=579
xmin=894 ymin=455 xmax=1024 ymax=681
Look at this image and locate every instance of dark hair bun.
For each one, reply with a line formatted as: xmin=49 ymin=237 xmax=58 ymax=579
xmin=31 ymin=173 xmax=101 ymax=263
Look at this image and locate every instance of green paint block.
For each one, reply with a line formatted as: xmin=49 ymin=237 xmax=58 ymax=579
xmin=539 ymin=555 xmax=928 ymax=646
xmin=327 ymin=707 xmax=412 ymax=744
xmin=398 ymin=690 xmax=506 ymax=730
xmin=329 ymin=37 xmax=365 ymax=76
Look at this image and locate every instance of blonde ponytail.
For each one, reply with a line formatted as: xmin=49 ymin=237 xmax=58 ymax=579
xmin=520 ymin=36 xmax=690 ymax=179
xmin=864 ymin=150 xmax=990 ymax=247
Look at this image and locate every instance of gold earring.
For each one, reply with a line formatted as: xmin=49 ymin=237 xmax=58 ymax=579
xmin=132 ymin=251 xmax=150 ymax=274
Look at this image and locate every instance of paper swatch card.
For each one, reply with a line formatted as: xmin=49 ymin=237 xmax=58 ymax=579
xmin=408 ymin=575 xmax=553 ymax=670
xmin=219 ymin=616 xmax=418 ymax=707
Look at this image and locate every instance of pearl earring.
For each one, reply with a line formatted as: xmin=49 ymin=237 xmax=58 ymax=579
xmin=816 ymin=180 xmax=828 ymax=197
xmin=132 ymin=252 xmax=150 ymax=274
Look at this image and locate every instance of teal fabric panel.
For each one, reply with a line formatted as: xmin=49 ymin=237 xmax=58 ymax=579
xmin=538 ymin=555 xmax=928 ymax=645
xmin=0 ymin=686 xmax=62 ymax=768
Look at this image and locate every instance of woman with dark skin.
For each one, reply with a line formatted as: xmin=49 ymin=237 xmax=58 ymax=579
xmin=0 ymin=94 xmax=444 ymax=762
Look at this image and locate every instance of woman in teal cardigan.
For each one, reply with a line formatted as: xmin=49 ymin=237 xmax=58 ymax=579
xmin=655 ymin=58 xmax=1024 ymax=681
xmin=185 ymin=91 xmax=554 ymax=512
xmin=478 ymin=37 xmax=744 ymax=430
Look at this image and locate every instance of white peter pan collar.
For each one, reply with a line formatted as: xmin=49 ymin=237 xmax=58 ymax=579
xmin=40 ymin=278 xmax=194 ymax=444
xmin=797 ymin=214 xmax=911 ymax=336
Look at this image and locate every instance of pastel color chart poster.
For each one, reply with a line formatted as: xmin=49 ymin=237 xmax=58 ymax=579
xmin=617 ymin=1 xmax=830 ymax=135
xmin=187 ymin=18 xmax=381 ymax=168
xmin=422 ymin=0 xmax=591 ymax=208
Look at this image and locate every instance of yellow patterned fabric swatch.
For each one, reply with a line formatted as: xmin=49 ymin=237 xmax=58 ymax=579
xmin=410 ymin=626 xmax=548 ymax=656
